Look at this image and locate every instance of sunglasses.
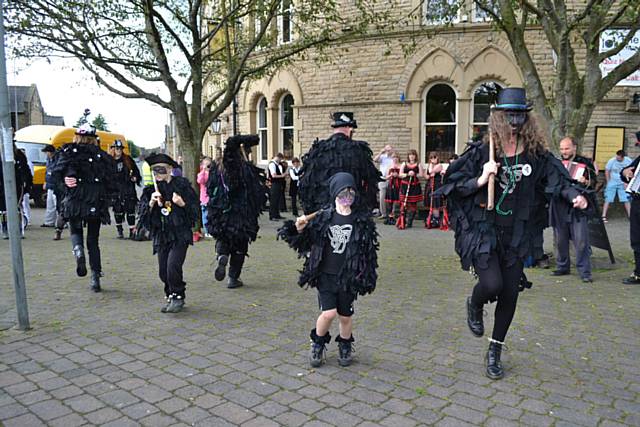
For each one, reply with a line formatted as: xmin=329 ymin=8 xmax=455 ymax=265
xmin=152 ymin=166 xmax=168 ymax=174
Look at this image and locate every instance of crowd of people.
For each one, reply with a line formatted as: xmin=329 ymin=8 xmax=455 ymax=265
xmin=1 ymin=88 xmax=640 ymax=380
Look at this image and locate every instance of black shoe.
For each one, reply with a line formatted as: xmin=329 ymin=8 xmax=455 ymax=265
xmin=536 ymin=254 xmax=550 ymax=269
xmin=165 ymin=297 xmax=185 ymax=313
xmin=90 ymin=270 xmax=101 ymax=292
xmin=215 ymin=255 xmax=228 ymax=281
xmin=486 ymin=341 xmax=504 ymax=380
xmin=73 ymin=245 xmax=87 ymax=277
xmin=582 ymin=277 xmax=593 ymax=283
xmin=551 ymin=270 xmax=569 ymax=276
xmin=227 ymin=277 xmax=244 ymax=289
xmin=336 ymin=336 xmax=354 ymax=367
xmin=116 ymin=225 xmax=124 ymax=239
xmin=53 ymin=229 xmax=62 ymax=241
xmin=128 ymin=229 xmax=135 ymax=240
xmin=160 ymin=297 xmax=171 ymax=313
xmin=309 ymin=329 xmax=330 ymax=368
xmin=622 ymin=275 xmax=640 ymax=285
xmin=466 ymin=297 xmax=484 ymax=337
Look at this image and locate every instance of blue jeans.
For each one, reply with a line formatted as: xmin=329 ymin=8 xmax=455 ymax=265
xmin=201 ymin=204 xmax=208 ymax=230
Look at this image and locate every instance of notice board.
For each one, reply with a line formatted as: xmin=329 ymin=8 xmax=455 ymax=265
xmin=593 ymin=126 xmax=625 ymax=168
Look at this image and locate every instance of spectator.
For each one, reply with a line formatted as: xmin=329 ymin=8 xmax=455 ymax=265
xmin=374 ymin=145 xmax=395 ymax=218
xmin=423 ymin=152 xmax=444 ymax=229
xmin=172 ymin=155 xmax=183 ymax=177
xmin=197 ymin=157 xmax=213 ymax=237
xmin=268 ymin=153 xmax=286 ymax=220
xmin=602 ymin=149 xmax=632 ymax=222
xmin=41 ymin=144 xmax=58 ymax=227
xmin=384 ymin=153 xmax=402 ymax=224
xmin=399 ymin=149 xmax=424 ymax=228
xmin=289 ymin=157 xmax=301 ymax=217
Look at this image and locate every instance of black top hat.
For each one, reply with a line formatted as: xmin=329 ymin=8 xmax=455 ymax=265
xmin=41 ymin=144 xmax=56 ymax=153
xmin=493 ymin=88 xmax=533 ymax=111
xmin=146 ymin=153 xmax=179 ymax=169
xmin=331 ymin=112 xmax=358 ymax=128
xmin=75 ymin=123 xmax=97 ymax=136
xmin=111 ymin=140 xmax=124 ymax=149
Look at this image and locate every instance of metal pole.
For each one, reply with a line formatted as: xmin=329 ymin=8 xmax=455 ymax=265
xmin=0 ymin=0 xmax=30 ymax=330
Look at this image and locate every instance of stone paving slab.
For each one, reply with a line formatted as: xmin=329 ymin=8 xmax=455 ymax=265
xmin=1 ymin=208 xmax=639 ymax=426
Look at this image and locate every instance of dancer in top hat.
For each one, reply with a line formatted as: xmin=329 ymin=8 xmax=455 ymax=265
xmin=51 ymin=123 xmax=115 ymax=292
xmin=109 ymin=140 xmax=142 ymax=239
xmin=207 ymin=135 xmax=268 ymax=289
xmin=138 ymin=153 xmax=199 ymax=313
xmin=278 ymin=172 xmax=378 ymax=368
xmin=298 ymin=112 xmax=381 ymax=214
xmin=440 ymin=88 xmax=589 ymax=379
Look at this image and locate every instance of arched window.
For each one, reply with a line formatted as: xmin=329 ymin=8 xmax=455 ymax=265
xmin=258 ymin=97 xmax=268 ymax=161
xmin=280 ymin=94 xmax=294 ymax=160
xmin=424 ymin=83 xmax=457 ymax=160
xmin=472 ymin=82 xmax=502 ymax=142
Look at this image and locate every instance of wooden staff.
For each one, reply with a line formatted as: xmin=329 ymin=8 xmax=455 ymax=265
xmin=151 ymin=171 xmax=162 ymax=207
xmin=487 ymin=131 xmax=495 ymax=211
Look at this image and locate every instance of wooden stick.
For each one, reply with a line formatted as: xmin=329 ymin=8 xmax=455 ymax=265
xmin=151 ymin=171 xmax=162 ymax=207
xmin=487 ymin=132 xmax=496 ymax=211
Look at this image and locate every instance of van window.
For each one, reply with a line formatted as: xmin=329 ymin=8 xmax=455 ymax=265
xmin=15 ymin=142 xmax=48 ymax=165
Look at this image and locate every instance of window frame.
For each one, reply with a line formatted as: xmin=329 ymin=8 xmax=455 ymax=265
xmin=423 ymin=82 xmax=458 ymax=160
xmin=257 ymin=96 xmax=269 ymax=162
xmin=423 ymin=0 xmax=462 ymax=25
xmin=280 ymin=93 xmax=295 ymax=160
xmin=278 ymin=0 xmax=294 ymax=45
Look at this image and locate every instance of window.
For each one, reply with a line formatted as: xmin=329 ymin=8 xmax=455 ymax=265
xmin=473 ymin=2 xmax=499 ymax=22
xmin=279 ymin=0 xmax=294 ymax=44
xmin=424 ymin=83 xmax=457 ymax=160
xmin=280 ymin=94 xmax=294 ymax=160
xmin=424 ymin=0 xmax=460 ymax=25
xmin=258 ymin=97 xmax=268 ymax=161
xmin=472 ymin=82 xmax=502 ymax=142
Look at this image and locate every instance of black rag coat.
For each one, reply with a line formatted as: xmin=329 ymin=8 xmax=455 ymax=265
xmin=111 ymin=155 xmax=142 ymax=213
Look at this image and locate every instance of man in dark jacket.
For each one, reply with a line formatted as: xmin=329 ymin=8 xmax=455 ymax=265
xmin=549 ymin=136 xmax=597 ymax=283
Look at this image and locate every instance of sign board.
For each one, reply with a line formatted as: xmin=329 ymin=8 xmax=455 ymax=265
xmin=593 ymin=126 xmax=625 ymax=168
xmin=599 ymin=29 xmax=640 ymax=86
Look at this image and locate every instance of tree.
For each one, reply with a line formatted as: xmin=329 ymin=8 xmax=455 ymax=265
xmin=417 ymin=0 xmax=640 ymax=150
xmin=7 ymin=0 xmax=398 ymax=185
xmin=74 ymin=112 xmax=110 ymax=131
xmin=127 ymin=140 xmax=141 ymax=158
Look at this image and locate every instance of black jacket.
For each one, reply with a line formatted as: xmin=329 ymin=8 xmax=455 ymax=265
xmin=549 ymin=154 xmax=597 ymax=227
xmin=298 ymin=133 xmax=381 ymax=214
xmin=138 ymin=176 xmax=199 ymax=253
xmin=112 ymin=155 xmax=141 ymax=211
xmin=278 ymin=206 xmax=378 ymax=296
xmin=439 ymin=141 xmax=585 ymax=270
xmin=0 ymin=148 xmax=32 ymax=211
xmin=50 ymin=143 xmax=115 ymax=224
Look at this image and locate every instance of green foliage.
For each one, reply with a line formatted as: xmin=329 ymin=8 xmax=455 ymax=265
xmin=74 ymin=112 xmax=109 ymax=131
xmin=127 ymin=140 xmax=140 ymax=158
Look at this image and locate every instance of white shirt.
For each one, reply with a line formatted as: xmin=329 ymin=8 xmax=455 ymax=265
xmin=268 ymin=161 xmax=281 ymax=177
xmin=289 ymin=167 xmax=301 ymax=181
xmin=378 ymin=153 xmax=393 ymax=177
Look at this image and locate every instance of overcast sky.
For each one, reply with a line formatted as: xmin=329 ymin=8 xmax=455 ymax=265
xmin=8 ymin=58 xmax=167 ymax=148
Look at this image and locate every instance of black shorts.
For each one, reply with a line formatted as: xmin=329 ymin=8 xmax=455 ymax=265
xmin=316 ymin=273 xmax=355 ymax=317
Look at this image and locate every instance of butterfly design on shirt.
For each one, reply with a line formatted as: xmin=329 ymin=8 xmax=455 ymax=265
xmin=328 ymin=224 xmax=353 ymax=254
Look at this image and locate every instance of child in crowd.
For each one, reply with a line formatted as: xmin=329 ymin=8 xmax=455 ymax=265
xmin=384 ymin=153 xmax=402 ymax=225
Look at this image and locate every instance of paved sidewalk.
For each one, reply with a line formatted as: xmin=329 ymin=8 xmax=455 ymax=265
xmin=1 ymin=209 xmax=639 ymax=426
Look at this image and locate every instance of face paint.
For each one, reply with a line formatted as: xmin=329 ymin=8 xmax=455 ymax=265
xmin=152 ymin=166 xmax=168 ymax=175
xmin=337 ymin=188 xmax=356 ymax=207
xmin=505 ymin=111 xmax=528 ymax=132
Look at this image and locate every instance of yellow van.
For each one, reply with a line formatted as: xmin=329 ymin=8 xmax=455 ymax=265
xmin=14 ymin=125 xmax=129 ymax=207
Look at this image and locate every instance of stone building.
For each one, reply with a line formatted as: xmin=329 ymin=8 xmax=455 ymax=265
xmin=9 ymin=84 xmax=65 ymax=130
xmin=204 ymin=2 xmax=640 ymax=168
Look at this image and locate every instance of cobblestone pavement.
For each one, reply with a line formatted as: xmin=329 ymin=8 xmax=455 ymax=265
xmin=1 ymin=208 xmax=639 ymax=426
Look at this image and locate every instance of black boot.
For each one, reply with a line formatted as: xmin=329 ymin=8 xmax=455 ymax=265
xmin=227 ymin=277 xmax=244 ymax=289
xmin=407 ymin=211 xmax=415 ymax=228
xmin=128 ymin=228 xmax=135 ymax=240
xmin=486 ymin=340 xmax=504 ymax=380
xmin=90 ymin=270 xmax=101 ymax=292
xmin=431 ymin=215 xmax=440 ymax=229
xmin=53 ymin=228 xmax=62 ymax=241
xmin=73 ymin=245 xmax=87 ymax=277
xmin=116 ymin=224 xmax=124 ymax=239
xmin=165 ymin=295 xmax=185 ymax=313
xmin=466 ymin=297 xmax=484 ymax=337
xmin=215 ymin=254 xmax=228 ymax=281
xmin=336 ymin=335 xmax=354 ymax=367
xmin=309 ymin=329 xmax=330 ymax=368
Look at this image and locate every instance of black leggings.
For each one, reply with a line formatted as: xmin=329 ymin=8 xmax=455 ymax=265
xmin=69 ymin=218 xmax=102 ymax=273
xmin=157 ymin=241 xmax=189 ymax=298
xmin=471 ymin=251 xmax=522 ymax=342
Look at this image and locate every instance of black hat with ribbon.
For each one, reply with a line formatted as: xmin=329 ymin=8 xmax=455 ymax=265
xmin=493 ymin=88 xmax=533 ymax=111
xmin=331 ymin=112 xmax=358 ymax=128
xmin=145 ymin=153 xmax=179 ymax=168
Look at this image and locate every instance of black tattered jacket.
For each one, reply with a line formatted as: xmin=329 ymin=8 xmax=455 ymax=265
xmin=278 ymin=207 xmax=378 ymax=296
xmin=138 ymin=176 xmax=199 ymax=253
xmin=439 ymin=141 xmax=586 ymax=271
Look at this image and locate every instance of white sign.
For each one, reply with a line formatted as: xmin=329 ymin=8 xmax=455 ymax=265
xmin=599 ymin=29 xmax=640 ymax=86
